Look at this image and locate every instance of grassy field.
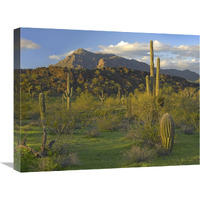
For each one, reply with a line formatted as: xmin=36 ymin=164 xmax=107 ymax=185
xmin=14 ymin=117 xmax=199 ymax=172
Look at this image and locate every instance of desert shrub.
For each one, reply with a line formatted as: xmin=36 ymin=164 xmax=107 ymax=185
xmin=96 ymin=112 xmax=121 ymax=131
xmin=49 ymin=137 xmax=80 ymax=169
xmin=181 ymin=124 xmax=195 ymax=135
xmin=19 ymin=93 xmax=40 ymax=121
xmin=104 ymin=97 xmax=121 ymax=107
xmin=124 ymin=145 xmax=156 ymax=163
xmin=126 ymin=122 xmax=160 ymax=147
xmin=119 ymin=119 xmax=132 ymax=131
xmin=38 ymin=137 xmax=80 ymax=171
xmin=60 ymin=153 xmax=80 ymax=167
xmin=126 ymin=92 xmax=163 ymax=146
xmin=87 ymin=127 xmax=101 ymax=138
xmin=154 ymin=143 xmax=168 ymax=156
xmin=14 ymin=148 xmax=38 ymax=172
xmin=72 ymin=91 xmax=98 ymax=111
xmin=46 ymin=105 xmax=75 ymax=135
xmin=129 ymin=93 xmax=163 ymax=124
xmin=78 ymin=111 xmax=95 ymax=128
xmin=163 ymin=93 xmax=199 ymax=133
xmin=38 ymin=157 xmax=58 ymax=171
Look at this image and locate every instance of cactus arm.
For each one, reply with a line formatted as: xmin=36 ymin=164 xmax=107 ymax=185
xmin=70 ymin=87 xmax=73 ymax=97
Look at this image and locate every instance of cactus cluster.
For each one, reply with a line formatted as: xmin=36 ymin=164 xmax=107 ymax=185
xmin=146 ymin=41 xmax=175 ymax=154
xmin=62 ymin=73 xmax=73 ymax=110
xmin=146 ymin=40 xmax=160 ymax=96
xmin=160 ymin=113 xmax=175 ymax=154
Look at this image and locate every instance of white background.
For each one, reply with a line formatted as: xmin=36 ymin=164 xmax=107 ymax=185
xmin=0 ymin=0 xmax=199 ymax=199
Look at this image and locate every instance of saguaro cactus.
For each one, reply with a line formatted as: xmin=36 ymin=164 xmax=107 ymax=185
xmin=39 ymin=93 xmax=47 ymax=155
xmin=156 ymin=57 xmax=160 ymax=96
xmin=146 ymin=75 xmax=150 ymax=95
xmin=99 ymin=88 xmax=105 ymax=104
xmin=160 ymin=113 xmax=175 ymax=154
xmin=62 ymin=73 xmax=73 ymax=110
xmin=150 ymin=40 xmax=154 ymax=94
xmin=117 ymin=86 xmax=121 ymax=99
xmin=39 ymin=93 xmax=45 ymax=122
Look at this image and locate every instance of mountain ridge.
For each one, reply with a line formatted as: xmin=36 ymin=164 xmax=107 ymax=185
xmin=52 ymin=48 xmax=199 ymax=81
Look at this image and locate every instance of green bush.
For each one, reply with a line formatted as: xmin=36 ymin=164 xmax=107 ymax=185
xmin=163 ymin=93 xmax=199 ymax=133
xmin=96 ymin=112 xmax=121 ymax=131
xmin=126 ymin=92 xmax=163 ymax=146
xmin=87 ymin=127 xmax=101 ymax=138
xmin=72 ymin=92 xmax=98 ymax=111
xmin=104 ymin=97 xmax=121 ymax=107
xmin=46 ymin=105 xmax=75 ymax=135
xmin=38 ymin=157 xmax=58 ymax=171
xmin=60 ymin=153 xmax=80 ymax=167
xmin=14 ymin=148 xmax=38 ymax=172
xmin=128 ymin=92 xmax=163 ymax=124
xmin=126 ymin=121 xmax=160 ymax=147
xmin=37 ymin=137 xmax=80 ymax=171
xmin=124 ymin=145 xmax=156 ymax=163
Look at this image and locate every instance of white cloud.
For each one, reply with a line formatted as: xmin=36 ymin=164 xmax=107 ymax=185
xmin=49 ymin=50 xmax=74 ymax=60
xmin=98 ymin=41 xmax=149 ymax=58
xmin=98 ymin=40 xmax=200 ymax=73
xmin=160 ymin=58 xmax=199 ymax=72
xmin=21 ymin=38 xmax=40 ymax=50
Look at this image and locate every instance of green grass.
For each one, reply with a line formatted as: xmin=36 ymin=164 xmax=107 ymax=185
xmin=14 ymin=121 xmax=199 ymax=171
xmin=14 ymin=93 xmax=199 ymax=172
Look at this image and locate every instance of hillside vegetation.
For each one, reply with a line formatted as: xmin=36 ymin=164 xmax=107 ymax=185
xmin=15 ymin=66 xmax=198 ymax=97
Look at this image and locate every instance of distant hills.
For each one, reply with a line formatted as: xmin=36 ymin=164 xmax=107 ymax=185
xmin=52 ymin=48 xmax=199 ymax=81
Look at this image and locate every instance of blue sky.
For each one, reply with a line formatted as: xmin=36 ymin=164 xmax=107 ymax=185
xmin=20 ymin=28 xmax=199 ymax=73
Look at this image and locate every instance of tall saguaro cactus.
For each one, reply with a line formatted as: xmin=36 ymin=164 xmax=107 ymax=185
xmin=62 ymin=73 xmax=73 ymax=110
xmin=99 ymin=88 xmax=105 ymax=104
xmin=160 ymin=113 xmax=175 ymax=154
xmin=146 ymin=75 xmax=150 ymax=95
xmin=156 ymin=57 xmax=160 ymax=96
xmin=150 ymin=40 xmax=154 ymax=94
xmin=39 ymin=93 xmax=47 ymax=155
xmin=39 ymin=93 xmax=45 ymax=122
xmin=117 ymin=86 xmax=121 ymax=99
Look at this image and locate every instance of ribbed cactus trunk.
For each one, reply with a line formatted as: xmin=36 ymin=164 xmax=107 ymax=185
xmin=160 ymin=113 xmax=175 ymax=154
xmin=117 ymin=86 xmax=121 ymax=99
xmin=146 ymin=75 xmax=150 ymax=95
xmin=150 ymin=40 xmax=154 ymax=95
xmin=62 ymin=73 xmax=73 ymax=109
xmin=67 ymin=73 xmax=70 ymax=110
xmin=39 ymin=93 xmax=45 ymax=122
xmin=101 ymin=89 xmax=105 ymax=104
xmin=99 ymin=88 xmax=105 ymax=104
xmin=39 ymin=93 xmax=47 ymax=156
xmin=156 ymin=58 xmax=160 ymax=96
